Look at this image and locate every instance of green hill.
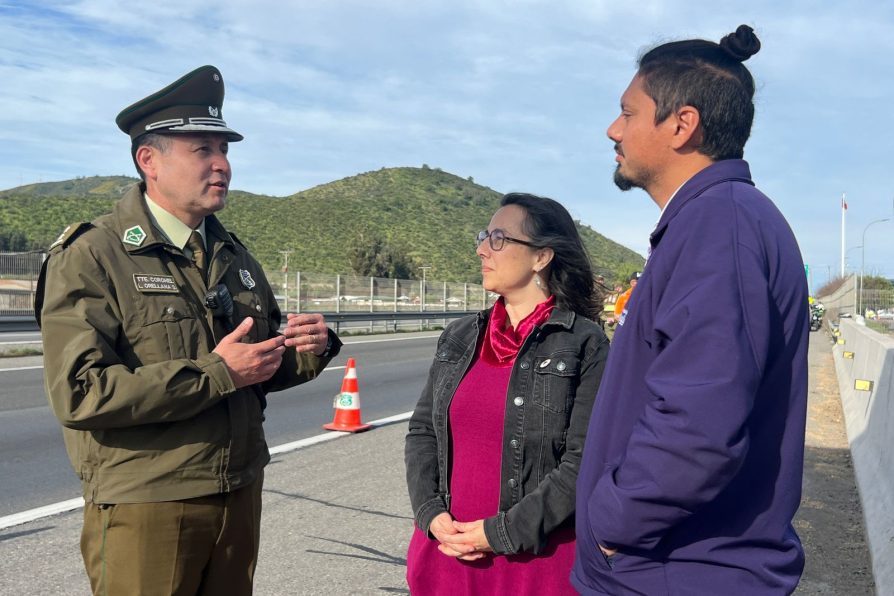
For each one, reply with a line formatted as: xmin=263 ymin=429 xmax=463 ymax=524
xmin=0 ymin=167 xmax=643 ymax=283
xmin=2 ymin=175 xmax=136 ymax=198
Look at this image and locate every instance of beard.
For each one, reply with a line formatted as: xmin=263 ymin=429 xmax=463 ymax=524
xmin=613 ymin=162 xmax=654 ymax=192
xmin=613 ymin=165 xmax=637 ymax=191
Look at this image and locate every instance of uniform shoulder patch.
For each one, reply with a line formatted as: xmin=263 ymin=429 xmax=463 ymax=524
xmin=49 ymin=222 xmax=92 ymax=251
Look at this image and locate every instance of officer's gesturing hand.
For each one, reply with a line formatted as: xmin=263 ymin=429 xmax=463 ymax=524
xmin=282 ymin=312 xmax=329 ymax=355
xmin=214 ymin=317 xmax=286 ymax=388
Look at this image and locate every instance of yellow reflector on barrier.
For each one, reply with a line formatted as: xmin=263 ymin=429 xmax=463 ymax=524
xmin=843 ymin=351 xmax=854 ymax=359
xmin=837 ymin=338 xmax=845 ymax=345
xmin=854 ymin=379 xmax=873 ymax=392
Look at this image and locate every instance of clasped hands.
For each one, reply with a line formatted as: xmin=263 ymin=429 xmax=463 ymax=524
xmin=429 ymin=512 xmax=493 ymax=561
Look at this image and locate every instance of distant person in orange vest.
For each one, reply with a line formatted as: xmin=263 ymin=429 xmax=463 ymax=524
xmin=613 ymin=272 xmax=640 ymax=321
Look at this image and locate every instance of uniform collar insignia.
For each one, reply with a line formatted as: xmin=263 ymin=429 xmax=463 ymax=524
xmin=123 ymin=225 xmax=147 ymax=246
xmin=239 ymin=269 xmax=256 ymax=290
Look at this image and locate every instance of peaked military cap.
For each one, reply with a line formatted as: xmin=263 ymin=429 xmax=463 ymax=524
xmin=115 ymin=65 xmax=243 ymax=142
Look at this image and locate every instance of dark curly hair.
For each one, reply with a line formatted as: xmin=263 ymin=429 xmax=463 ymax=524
xmin=500 ymin=192 xmax=601 ymax=321
xmin=638 ymin=24 xmax=761 ymax=161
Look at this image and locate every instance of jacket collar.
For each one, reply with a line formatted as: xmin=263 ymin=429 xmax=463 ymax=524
xmin=112 ymin=183 xmax=235 ymax=255
xmin=476 ymin=303 xmax=576 ymax=330
xmin=650 ymin=159 xmax=754 ymax=249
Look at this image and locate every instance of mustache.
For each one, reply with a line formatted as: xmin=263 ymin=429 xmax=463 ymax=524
xmin=614 ymin=143 xmax=624 ymax=157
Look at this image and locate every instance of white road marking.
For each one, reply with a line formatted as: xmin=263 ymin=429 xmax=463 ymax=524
xmin=0 ymin=411 xmax=413 ymax=531
xmin=342 ymin=334 xmax=440 ymax=345
xmin=0 ymin=334 xmax=431 ymax=526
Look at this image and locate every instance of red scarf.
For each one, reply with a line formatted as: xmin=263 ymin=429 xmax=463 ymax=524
xmin=480 ymin=296 xmax=556 ymax=366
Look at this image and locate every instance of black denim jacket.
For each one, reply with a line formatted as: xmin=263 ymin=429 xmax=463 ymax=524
xmin=405 ymin=306 xmax=609 ymax=555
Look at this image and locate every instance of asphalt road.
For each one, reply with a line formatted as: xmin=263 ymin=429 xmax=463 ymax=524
xmin=0 ymin=331 xmax=440 ymax=518
xmin=0 ymin=333 xmax=876 ymax=595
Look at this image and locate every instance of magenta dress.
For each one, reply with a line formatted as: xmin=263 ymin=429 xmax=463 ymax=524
xmin=405 ymin=353 xmax=577 ymax=595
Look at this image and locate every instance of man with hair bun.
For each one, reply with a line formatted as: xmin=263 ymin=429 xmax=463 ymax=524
xmin=573 ymin=26 xmax=809 ymax=594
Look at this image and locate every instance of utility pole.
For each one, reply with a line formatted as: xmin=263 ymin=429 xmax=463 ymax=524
xmin=840 ymin=192 xmax=847 ymax=277
xmin=279 ymin=249 xmax=293 ymax=311
xmin=860 ymin=219 xmax=889 ymax=316
xmin=418 ymin=266 xmax=432 ymax=312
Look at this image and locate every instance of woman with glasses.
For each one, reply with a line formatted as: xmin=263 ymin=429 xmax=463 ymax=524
xmin=405 ymin=193 xmax=609 ymax=595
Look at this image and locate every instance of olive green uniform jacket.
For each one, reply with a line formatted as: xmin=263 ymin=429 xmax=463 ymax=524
xmin=36 ymin=184 xmax=338 ymax=504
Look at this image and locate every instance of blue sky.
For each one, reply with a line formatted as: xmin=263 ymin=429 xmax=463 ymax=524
xmin=2 ymin=1 xmax=892 ymax=289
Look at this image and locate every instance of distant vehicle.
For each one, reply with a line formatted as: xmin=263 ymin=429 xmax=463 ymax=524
xmin=809 ymin=302 xmax=825 ymax=332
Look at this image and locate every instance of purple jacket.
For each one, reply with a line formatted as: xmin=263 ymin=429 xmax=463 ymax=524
xmin=573 ymin=160 xmax=809 ymax=595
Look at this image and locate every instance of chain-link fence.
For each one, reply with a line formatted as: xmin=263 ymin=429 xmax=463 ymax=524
xmin=0 ymin=252 xmax=44 ymax=316
xmin=817 ymin=274 xmax=894 ymax=332
xmin=0 ymin=251 xmax=494 ymax=317
xmin=273 ymin=272 xmax=492 ymax=314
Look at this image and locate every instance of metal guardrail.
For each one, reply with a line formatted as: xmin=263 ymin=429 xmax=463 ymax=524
xmin=0 ymin=311 xmax=477 ymax=333
xmin=0 ymin=316 xmax=40 ymax=331
xmin=322 ymin=310 xmax=474 ymax=333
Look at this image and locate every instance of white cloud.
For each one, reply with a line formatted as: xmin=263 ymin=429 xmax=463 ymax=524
xmin=1 ymin=0 xmax=892 ymax=282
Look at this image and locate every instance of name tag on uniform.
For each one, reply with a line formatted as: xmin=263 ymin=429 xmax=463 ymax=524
xmin=133 ymin=274 xmax=179 ymax=293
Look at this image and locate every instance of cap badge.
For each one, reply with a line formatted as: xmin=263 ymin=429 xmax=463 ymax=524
xmin=208 ymin=106 xmax=219 ymax=117
xmin=239 ymin=269 xmax=256 ymax=290
xmin=123 ymin=225 xmax=147 ymax=247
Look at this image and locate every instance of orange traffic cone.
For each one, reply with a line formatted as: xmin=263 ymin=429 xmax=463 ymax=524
xmin=323 ymin=358 xmax=372 ymax=432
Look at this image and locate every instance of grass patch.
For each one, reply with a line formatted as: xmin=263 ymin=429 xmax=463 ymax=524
xmin=865 ymin=320 xmax=894 ymax=335
xmin=0 ymin=347 xmax=43 ymax=357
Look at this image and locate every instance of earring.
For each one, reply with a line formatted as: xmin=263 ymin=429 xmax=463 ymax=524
xmin=534 ymin=272 xmax=542 ymax=288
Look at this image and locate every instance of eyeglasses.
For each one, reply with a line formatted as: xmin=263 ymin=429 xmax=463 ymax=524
xmin=476 ymin=229 xmax=539 ymax=251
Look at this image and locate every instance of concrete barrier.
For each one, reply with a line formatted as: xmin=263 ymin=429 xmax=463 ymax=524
xmin=831 ymin=319 xmax=894 ymax=594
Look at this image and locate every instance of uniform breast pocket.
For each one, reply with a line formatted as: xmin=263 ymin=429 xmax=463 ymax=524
xmin=532 ymin=354 xmax=580 ymax=414
xmin=232 ymin=290 xmax=269 ymax=343
xmin=133 ymin=296 xmax=202 ymax=361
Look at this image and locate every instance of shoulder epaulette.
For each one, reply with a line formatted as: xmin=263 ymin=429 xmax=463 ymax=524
xmin=48 ymin=222 xmax=92 ymax=252
xmin=228 ymin=230 xmax=248 ymax=249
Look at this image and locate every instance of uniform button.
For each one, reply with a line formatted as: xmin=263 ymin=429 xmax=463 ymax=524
xmin=513 ymin=396 xmax=524 ymax=407
xmin=510 ymin=439 xmax=520 ymax=449
xmin=438 ymin=351 xmax=447 ymax=358
xmin=519 ymin=361 xmax=530 ymax=370
xmin=223 ymin=255 xmax=230 ymax=262
xmin=165 ymin=306 xmax=174 ymax=315
xmin=539 ymin=358 xmax=551 ymax=368
xmin=508 ymin=479 xmax=517 ymax=488
xmin=557 ymin=361 xmax=567 ymax=372
xmin=255 ymin=304 xmax=262 ymax=312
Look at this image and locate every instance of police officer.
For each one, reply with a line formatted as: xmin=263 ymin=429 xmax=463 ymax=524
xmin=36 ymin=65 xmax=341 ymax=595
